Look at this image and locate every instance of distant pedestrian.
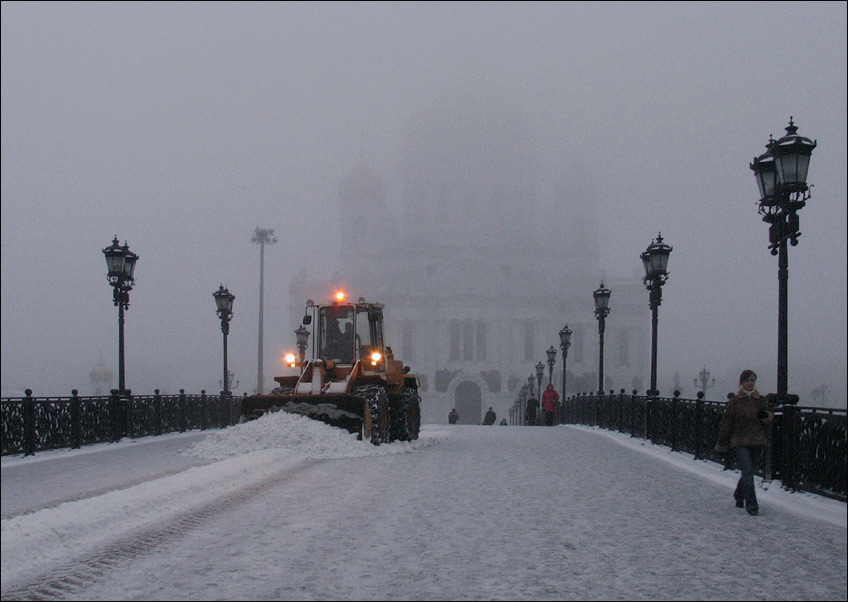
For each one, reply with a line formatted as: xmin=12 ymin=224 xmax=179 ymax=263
xmin=483 ymin=407 xmax=497 ymax=425
xmin=525 ymin=395 xmax=539 ymax=426
xmin=715 ymin=369 xmax=774 ymax=516
xmin=499 ymin=418 xmax=508 ymax=426
xmin=448 ymin=408 xmax=459 ymax=424
xmin=541 ymin=384 xmax=560 ymax=426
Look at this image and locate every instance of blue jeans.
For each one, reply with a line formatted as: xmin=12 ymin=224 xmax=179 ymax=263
xmin=734 ymin=446 xmax=763 ymax=510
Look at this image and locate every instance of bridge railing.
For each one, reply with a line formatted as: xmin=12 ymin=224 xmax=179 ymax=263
xmin=1 ymin=389 xmax=245 ymax=457
xmin=565 ymin=391 xmax=846 ymax=502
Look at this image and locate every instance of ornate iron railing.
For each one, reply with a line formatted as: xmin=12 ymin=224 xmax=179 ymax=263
xmin=1 ymin=389 xmax=244 ymax=457
xmin=565 ymin=391 xmax=846 ymax=502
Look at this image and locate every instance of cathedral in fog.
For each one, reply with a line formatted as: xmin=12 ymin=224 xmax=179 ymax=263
xmin=290 ymin=78 xmax=649 ymax=424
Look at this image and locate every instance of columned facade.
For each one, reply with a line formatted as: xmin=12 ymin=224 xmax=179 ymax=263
xmin=288 ymin=79 xmax=648 ymax=424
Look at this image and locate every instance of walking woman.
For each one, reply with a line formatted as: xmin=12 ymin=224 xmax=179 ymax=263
xmin=714 ymin=369 xmax=774 ymax=515
xmin=541 ymin=384 xmax=560 ymax=426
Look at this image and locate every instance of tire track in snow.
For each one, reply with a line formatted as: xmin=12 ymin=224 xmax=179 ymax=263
xmin=0 ymin=462 xmax=312 ymax=601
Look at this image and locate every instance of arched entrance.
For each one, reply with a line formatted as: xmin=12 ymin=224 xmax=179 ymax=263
xmin=454 ymin=381 xmax=482 ymax=425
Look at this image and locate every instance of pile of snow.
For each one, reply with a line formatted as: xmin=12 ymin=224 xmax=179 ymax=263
xmin=188 ymin=409 xmax=437 ymax=461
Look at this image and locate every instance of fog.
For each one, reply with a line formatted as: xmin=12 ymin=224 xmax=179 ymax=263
xmin=2 ymin=2 xmax=846 ymax=406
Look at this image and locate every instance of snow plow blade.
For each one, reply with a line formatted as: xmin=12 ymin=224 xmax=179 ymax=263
xmin=241 ymin=393 xmax=372 ymax=439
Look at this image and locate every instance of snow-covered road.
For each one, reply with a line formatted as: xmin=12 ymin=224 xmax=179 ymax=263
xmin=2 ymin=414 xmax=846 ymax=601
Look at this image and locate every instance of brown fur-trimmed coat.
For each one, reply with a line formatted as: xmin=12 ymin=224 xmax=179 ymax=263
xmin=714 ymin=390 xmax=774 ymax=452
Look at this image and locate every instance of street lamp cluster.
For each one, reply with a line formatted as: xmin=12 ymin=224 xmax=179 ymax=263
xmin=251 ymin=227 xmax=278 ymax=395
xmin=213 ymin=285 xmax=235 ymax=396
xmin=539 ymin=119 xmax=814 ymax=412
xmin=103 ymin=235 xmax=239 ymax=401
xmin=593 ymin=283 xmax=611 ymax=393
xmin=750 ymin=118 xmax=815 ymax=403
xmin=694 ymin=365 xmax=715 ymax=397
xmin=641 ymin=233 xmax=672 ymax=396
xmin=534 ymin=234 xmax=672 ymax=424
xmin=102 ymin=236 xmax=139 ymax=396
xmin=101 ymin=121 xmax=813 ymax=416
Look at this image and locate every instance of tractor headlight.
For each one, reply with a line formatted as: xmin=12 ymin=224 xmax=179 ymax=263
xmin=370 ymin=351 xmax=382 ymax=366
xmin=285 ymin=353 xmax=297 ymax=367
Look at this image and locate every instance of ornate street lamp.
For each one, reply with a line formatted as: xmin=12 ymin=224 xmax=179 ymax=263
xmin=559 ymin=324 xmax=572 ymax=422
xmin=535 ymin=361 xmax=545 ymax=402
xmin=219 ymin=371 xmax=239 ymax=392
xmin=641 ymin=233 xmax=672 ymax=395
xmin=295 ymin=325 xmax=310 ymax=363
xmin=102 ymin=236 xmax=138 ymax=396
xmin=694 ymin=365 xmax=716 ymax=397
xmin=518 ymin=383 xmax=529 ymax=425
xmin=213 ymin=285 xmax=235 ymax=396
xmin=546 ymin=345 xmax=557 ymax=386
xmin=593 ymin=283 xmax=611 ymax=394
xmin=251 ymin=227 xmax=277 ymax=394
xmin=750 ymin=118 xmax=815 ymax=403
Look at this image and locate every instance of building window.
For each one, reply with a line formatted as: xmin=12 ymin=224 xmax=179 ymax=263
xmin=450 ymin=320 xmax=461 ymax=361
xmin=476 ymin=321 xmax=487 ymax=361
xmin=462 ymin=322 xmax=474 ymax=361
xmin=449 ymin=320 xmax=488 ymax=363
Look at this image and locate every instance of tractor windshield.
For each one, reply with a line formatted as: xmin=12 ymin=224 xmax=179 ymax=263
xmin=319 ymin=305 xmax=355 ymax=363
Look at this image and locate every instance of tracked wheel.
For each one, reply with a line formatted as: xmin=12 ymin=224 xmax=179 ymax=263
xmin=353 ymin=384 xmax=389 ymax=445
xmin=390 ymin=394 xmax=410 ymax=442
xmin=401 ymin=386 xmax=421 ymax=440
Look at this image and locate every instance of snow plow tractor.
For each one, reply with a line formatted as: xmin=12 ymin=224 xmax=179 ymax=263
xmin=241 ymin=293 xmax=421 ymax=444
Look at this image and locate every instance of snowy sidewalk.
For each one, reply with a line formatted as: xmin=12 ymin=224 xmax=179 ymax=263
xmin=2 ymin=418 xmax=846 ymax=600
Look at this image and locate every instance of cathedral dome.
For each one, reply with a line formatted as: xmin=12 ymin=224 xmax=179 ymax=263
xmin=89 ymin=363 xmax=113 ymax=383
xmin=339 ymin=160 xmax=386 ymax=205
xmin=400 ymin=73 xmax=536 ymax=248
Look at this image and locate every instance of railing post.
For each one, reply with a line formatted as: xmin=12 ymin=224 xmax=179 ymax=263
xmin=221 ymin=391 xmax=233 ymax=428
xmin=154 ymin=389 xmax=163 ymax=435
xmin=628 ymin=390 xmax=636 ymax=436
xmin=618 ymin=387 xmax=625 ymax=433
xmin=693 ymin=391 xmax=705 ymax=460
xmin=22 ymin=389 xmax=36 ymax=456
xmin=70 ymin=389 xmax=81 ymax=450
xmin=593 ymin=393 xmax=598 ymax=427
xmin=110 ymin=389 xmax=122 ymax=442
xmin=670 ymin=391 xmax=679 ymax=452
xmin=200 ymin=390 xmax=208 ymax=430
xmin=644 ymin=392 xmax=652 ymax=442
xmin=781 ymin=405 xmax=799 ymax=491
xmin=179 ymin=389 xmax=188 ymax=433
xmin=124 ymin=389 xmax=133 ymax=439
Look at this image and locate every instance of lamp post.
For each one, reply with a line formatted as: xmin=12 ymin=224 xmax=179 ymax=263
xmin=102 ymin=236 xmax=138 ymax=396
xmin=546 ymin=345 xmax=557 ymax=386
xmin=641 ymin=233 xmax=672 ymax=395
xmin=535 ymin=362 xmax=545 ymax=402
xmin=214 ymin=285 xmax=235 ymax=396
xmin=593 ymin=283 xmax=611 ymax=394
xmin=251 ymin=227 xmax=277 ymax=394
xmin=750 ymin=118 xmax=815 ymax=403
xmin=559 ymin=324 xmax=572 ymax=422
xmin=219 ymin=371 xmax=239 ymax=392
xmin=518 ymin=383 xmax=528 ymax=425
xmin=694 ymin=365 xmax=716 ymax=397
xmin=295 ymin=325 xmax=310 ymax=363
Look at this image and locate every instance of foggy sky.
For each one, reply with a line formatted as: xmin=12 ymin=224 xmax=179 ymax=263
xmin=2 ymin=2 xmax=846 ymax=405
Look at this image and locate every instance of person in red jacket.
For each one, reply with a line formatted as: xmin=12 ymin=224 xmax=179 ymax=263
xmin=715 ymin=369 xmax=774 ymax=515
xmin=541 ymin=384 xmax=560 ymax=426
